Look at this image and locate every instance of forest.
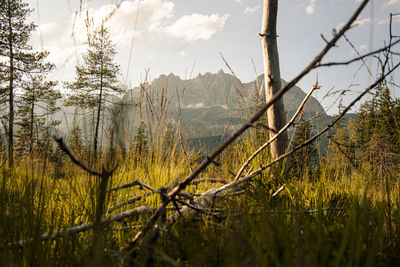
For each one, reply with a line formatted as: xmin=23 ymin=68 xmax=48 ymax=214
xmin=0 ymin=0 xmax=400 ymax=266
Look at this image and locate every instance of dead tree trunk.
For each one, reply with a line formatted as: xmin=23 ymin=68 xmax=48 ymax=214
xmin=261 ymin=0 xmax=289 ymax=159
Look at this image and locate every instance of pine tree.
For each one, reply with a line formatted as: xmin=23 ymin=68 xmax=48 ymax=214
xmin=291 ymin=113 xmax=314 ymax=178
xmin=65 ymin=25 xmax=122 ymax=161
xmin=0 ymin=0 xmax=42 ymax=167
xmin=133 ymin=121 xmax=148 ymax=160
xmin=326 ymin=101 xmax=356 ymax=176
xmin=16 ymin=58 xmax=60 ymax=155
xmin=355 ymin=83 xmax=400 ymax=180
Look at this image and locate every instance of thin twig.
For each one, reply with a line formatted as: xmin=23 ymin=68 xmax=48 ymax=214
xmin=191 ymin=178 xmax=229 ymax=185
xmin=108 ymin=180 xmax=155 ymax=193
xmin=272 ymin=183 xmax=286 ymax=197
xmin=108 ymin=192 xmax=153 ymax=213
xmin=317 ymin=39 xmax=400 ymax=68
xmin=54 ymin=137 xmax=102 ymax=177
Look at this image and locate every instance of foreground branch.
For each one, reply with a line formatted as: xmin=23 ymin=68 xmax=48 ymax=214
xmin=1 ymin=206 xmax=155 ymax=250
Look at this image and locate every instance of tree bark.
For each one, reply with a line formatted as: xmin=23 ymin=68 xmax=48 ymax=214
xmin=261 ymin=0 xmax=289 ymax=159
xmin=29 ymin=89 xmax=35 ymax=153
xmin=94 ymin=80 xmax=102 ymax=161
xmin=7 ymin=0 xmax=14 ymax=169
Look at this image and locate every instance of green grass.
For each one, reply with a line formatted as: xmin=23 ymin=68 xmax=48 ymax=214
xmin=0 ymin=140 xmax=399 ymax=266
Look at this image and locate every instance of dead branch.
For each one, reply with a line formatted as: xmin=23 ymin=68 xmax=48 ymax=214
xmin=191 ymin=178 xmax=229 ymax=185
xmin=230 ymin=207 xmax=346 ymax=217
xmin=54 ymin=137 xmax=107 ymax=177
xmin=317 ymin=39 xmax=400 ymax=68
xmin=235 ymin=80 xmax=320 ymax=180
xmin=108 ymin=192 xmax=153 ymax=213
xmin=124 ymin=0 xmax=372 ymax=249
xmin=0 ymin=206 xmax=155 ymax=250
xmin=108 ymin=180 xmax=155 ymax=193
xmin=272 ymin=183 xmax=286 ymax=197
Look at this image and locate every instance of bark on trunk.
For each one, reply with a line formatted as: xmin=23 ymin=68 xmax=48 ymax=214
xmin=7 ymin=0 xmax=14 ymax=169
xmin=261 ymin=0 xmax=289 ymax=159
xmin=94 ymin=70 xmax=104 ymax=162
xmin=29 ymin=91 xmax=35 ymax=152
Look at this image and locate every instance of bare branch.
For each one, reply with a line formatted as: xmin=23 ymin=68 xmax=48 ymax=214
xmin=272 ymin=183 xmax=286 ymax=197
xmin=317 ymin=39 xmax=400 ymax=68
xmin=191 ymin=178 xmax=229 ymax=185
xmin=1 ymin=206 xmax=155 ymax=250
xmin=108 ymin=180 xmax=155 ymax=193
xmin=107 ymin=192 xmax=153 ymax=214
xmin=53 ymin=137 xmax=102 ymax=177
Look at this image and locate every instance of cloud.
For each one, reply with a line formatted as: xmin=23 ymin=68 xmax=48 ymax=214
xmin=244 ymin=5 xmax=261 ymax=14
xmin=354 ymin=18 xmax=371 ymax=26
xmin=385 ymin=0 xmax=400 ymax=7
xmin=156 ymin=13 xmax=229 ymax=42
xmin=335 ymin=17 xmax=372 ymax=31
xmin=235 ymin=0 xmax=243 ymax=4
xmin=35 ymin=0 xmax=174 ymax=47
xmin=305 ymin=0 xmax=317 ymax=14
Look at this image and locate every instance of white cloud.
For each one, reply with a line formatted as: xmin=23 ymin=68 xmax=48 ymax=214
xmin=244 ymin=5 xmax=261 ymax=14
xmin=305 ymin=0 xmax=317 ymax=14
xmin=385 ymin=0 xmax=400 ymax=7
xmin=156 ymin=13 xmax=229 ymax=42
xmin=354 ymin=18 xmax=371 ymax=27
xmin=235 ymin=0 xmax=243 ymax=4
xmin=178 ymin=51 xmax=186 ymax=57
xmin=35 ymin=0 xmax=174 ymax=47
xmin=335 ymin=17 xmax=371 ymax=31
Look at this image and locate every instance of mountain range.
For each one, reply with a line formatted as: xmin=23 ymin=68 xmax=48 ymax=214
xmin=55 ymin=70 xmax=354 ymax=151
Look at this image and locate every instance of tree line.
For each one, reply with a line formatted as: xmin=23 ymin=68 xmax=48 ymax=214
xmin=0 ymin=0 xmax=124 ymax=168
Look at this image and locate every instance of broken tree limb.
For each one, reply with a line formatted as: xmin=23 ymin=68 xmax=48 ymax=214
xmin=0 ymin=206 xmax=155 ymax=250
xmin=191 ymin=178 xmax=229 ymax=185
xmin=108 ymin=180 xmax=156 ymax=193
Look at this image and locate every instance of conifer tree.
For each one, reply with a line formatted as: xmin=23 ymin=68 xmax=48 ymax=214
xmin=326 ymin=101 xmax=356 ymax=175
xmin=355 ymin=83 xmax=400 ymax=178
xmin=133 ymin=121 xmax=148 ymax=159
xmin=0 ymin=0 xmax=55 ymax=167
xmin=16 ymin=58 xmax=60 ymax=155
xmin=65 ymin=25 xmax=122 ymax=160
xmin=291 ymin=113 xmax=314 ymax=178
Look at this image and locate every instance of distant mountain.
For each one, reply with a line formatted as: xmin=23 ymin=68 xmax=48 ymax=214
xmin=126 ymin=70 xmax=325 ymax=115
xmin=54 ymin=70 xmax=355 ymax=152
xmin=123 ymin=70 xmax=328 ymax=138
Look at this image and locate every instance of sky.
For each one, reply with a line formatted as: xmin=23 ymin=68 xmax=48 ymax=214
xmin=26 ymin=0 xmax=400 ymax=115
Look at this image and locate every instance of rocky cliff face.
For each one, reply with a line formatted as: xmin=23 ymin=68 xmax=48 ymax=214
xmin=54 ymin=70 xmax=329 ymax=147
xmin=128 ymin=70 xmax=325 ymax=115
